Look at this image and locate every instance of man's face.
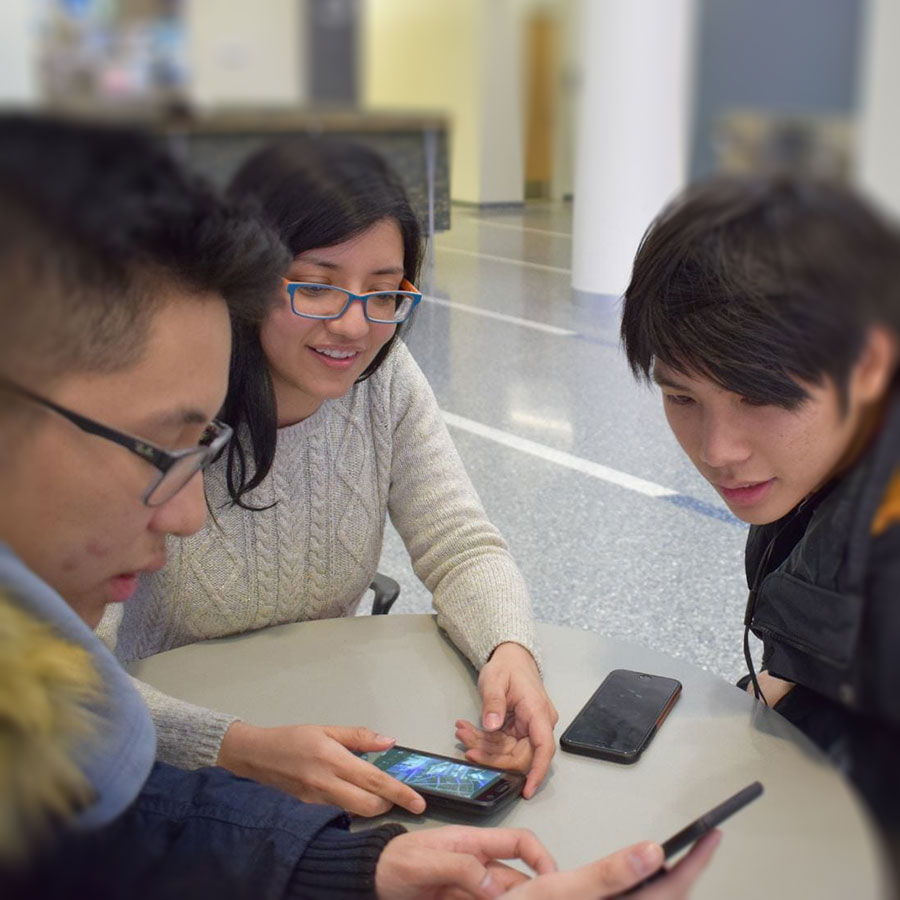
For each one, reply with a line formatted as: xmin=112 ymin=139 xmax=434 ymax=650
xmin=653 ymin=362 xmax=868 ymax=525
xmin=0 ymin=292 xmax=231 ymax=627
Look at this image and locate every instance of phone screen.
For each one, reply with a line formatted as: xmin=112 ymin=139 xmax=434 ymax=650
xmin=562 ymin=669 xmax=682 ymax=758
xmin=370 ymin=747 xmax=503 ymax=799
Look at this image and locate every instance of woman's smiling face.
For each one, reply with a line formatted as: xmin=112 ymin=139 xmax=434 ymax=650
xmin=259 ymin=218 xmax=404 ymax=425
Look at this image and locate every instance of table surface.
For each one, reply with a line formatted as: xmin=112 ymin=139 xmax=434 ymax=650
xmin=130 ymin=614 xmax=892 ymax=899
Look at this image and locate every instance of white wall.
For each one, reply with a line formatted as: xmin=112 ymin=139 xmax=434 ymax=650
xmin=0 ymin=0 xmax=39 ymax=106
xmin=856 ymin=0 xmax=900 ymax=219
xmin=363 ymin=0 xmax=524 ymax=205
xmin=184 ymin=0 xmax=305 ymax=109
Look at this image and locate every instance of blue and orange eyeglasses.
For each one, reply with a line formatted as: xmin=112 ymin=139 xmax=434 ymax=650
xmin=283 ymin=278 xmax=422 ymax=324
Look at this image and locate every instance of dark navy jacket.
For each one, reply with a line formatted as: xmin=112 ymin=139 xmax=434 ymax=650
xmin=10 ymin=762 xmax=404 ymax=899
xmin=0 ymin=545 xmax=404 ymax=899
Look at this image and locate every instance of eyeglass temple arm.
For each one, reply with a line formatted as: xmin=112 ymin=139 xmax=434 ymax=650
xmin=16 ymin=385 xmax=176 ymax=472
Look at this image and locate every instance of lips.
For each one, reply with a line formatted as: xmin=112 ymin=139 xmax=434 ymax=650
xmin=108 ymin=573 xmax=139 ymax=603
xmin=106 ymin=554 xmax=166 ymax=604
xmin=715 ymin=479 xmax=775 ymax=507
xmin=308 ymin=346 xmax=363 ymax=370
xmin=313 ymin=346 xmax=360 ymax=359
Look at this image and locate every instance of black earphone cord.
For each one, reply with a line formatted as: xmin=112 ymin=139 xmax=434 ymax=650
xmin=742 ymin=502 xmax=809 ymax=706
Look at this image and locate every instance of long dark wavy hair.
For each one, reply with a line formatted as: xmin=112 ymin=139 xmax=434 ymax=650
xmin=222 ymin=138 xmax=424 ymax=508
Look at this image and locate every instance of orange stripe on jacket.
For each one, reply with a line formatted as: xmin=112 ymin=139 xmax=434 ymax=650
xmin=872 ymin=468 xmax=900 ymax=537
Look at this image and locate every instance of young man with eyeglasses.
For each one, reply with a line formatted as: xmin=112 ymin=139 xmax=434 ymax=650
xmin=621 ymin=176 xmax=900 ymax=866
xmin=1 ymin=116 xmax=719 ymax=899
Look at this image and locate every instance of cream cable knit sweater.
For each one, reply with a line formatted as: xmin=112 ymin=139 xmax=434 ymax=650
xmin=99 ymin=341 xmax=537 ymax=770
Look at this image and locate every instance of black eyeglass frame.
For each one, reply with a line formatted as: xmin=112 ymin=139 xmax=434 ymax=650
xmin=283 ymin=277 xmax=423 ymax=324
xmin=0 ymin=378 xmax=232 ymax=507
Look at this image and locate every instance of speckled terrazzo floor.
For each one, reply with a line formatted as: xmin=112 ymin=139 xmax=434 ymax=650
xmin=374 ymin=201 xmax=758 ymax=682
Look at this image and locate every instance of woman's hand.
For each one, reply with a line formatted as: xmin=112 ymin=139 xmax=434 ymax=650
xmin=455 ymin=642 xmax=559 ymax=798
xmin=217 ymin=721 xmax=426 ymax=816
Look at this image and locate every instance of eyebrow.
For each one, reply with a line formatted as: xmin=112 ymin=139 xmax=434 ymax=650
xmin=143 ymin=407 xmax=211 ymax=431
xmin=294 ymin=256 xmax=405 ymax=277
xmin=651 ymin=369 xmax=690 ymax=391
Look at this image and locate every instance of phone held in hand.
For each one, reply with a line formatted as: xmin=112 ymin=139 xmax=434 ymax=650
xmin=621 ymin=782 xmax=764 ymax=895
xmin=660 ymin=781 xmax=763 ymax=859
xmin=560 ymin=669 xmax=682 ymax=763
xmin=362 ymin=745 xmax=525 ymax=816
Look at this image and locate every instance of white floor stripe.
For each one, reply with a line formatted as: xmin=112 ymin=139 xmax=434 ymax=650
xmin=437 ymin=245 xmax=572 ymax=274
xmin=441 ymin=410 xmax=678 ymax=498
xmin=456 ymin=217 xmax=572 ymax=239
xmin=423 ymin=295 xmax=575 ymax=336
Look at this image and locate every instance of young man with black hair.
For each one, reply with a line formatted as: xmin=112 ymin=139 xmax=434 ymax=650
xmin=621 ymin=176 xmax=900 ymax=852
xmin=0 ymin=115 xmax=718 ymax=899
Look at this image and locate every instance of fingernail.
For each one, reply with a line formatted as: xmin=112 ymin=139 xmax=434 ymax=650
xmin=376 ymin=734 xmax=395 ymax=744
xmin=479 ymin=872 xmax=501 ymax=898
xmin=629 ymin=842 xmax=663 ymax=877
xmin=485 ymin=713 xmax=502 ymax=730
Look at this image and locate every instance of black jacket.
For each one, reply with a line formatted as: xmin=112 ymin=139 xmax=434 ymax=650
xmin=745 ymin=390 xmax=900 ymax=832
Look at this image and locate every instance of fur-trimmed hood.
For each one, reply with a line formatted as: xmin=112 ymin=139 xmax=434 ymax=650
xmin=0 ymin=545 xmax=155 ymax=863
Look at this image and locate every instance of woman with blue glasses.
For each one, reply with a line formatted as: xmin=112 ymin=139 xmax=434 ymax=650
xmin=101 ymin=139 xmax=558 ymax=818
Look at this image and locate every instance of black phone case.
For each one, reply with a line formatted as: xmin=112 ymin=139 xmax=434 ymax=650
xmin=381 ymin=745 xmax=525 ymax=816
xmin=620 ymin=781 xmax=764 ymax=895
xmin=559 ymin=670 xmax=682 ymax=763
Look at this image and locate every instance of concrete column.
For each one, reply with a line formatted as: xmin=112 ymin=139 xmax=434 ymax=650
xmin=0 ymin=0 xmax=39 ymax=106
xmin=856 ymin=0 xmax=900 ymax=220
xmin=571 ymin=0 xmax=696 ymax=295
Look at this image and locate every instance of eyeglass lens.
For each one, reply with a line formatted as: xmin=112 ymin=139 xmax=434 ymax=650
xmin=144 ymin=449 xmax=207 ymax=507
xmin=290 ymin=285 xmax=414 ymax=323
xmin=143 ymin=421 xmax=231 ymax=507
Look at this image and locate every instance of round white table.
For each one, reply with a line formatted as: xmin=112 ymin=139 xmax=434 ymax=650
xmin=130 ymin=614 xmax=892 ymax=899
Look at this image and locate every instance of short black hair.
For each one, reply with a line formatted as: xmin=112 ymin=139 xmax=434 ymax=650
xmin=0 ymin=115 xmax=289 ymax=384
xmin=222 ymin=138 xmax=424 ymax=507
xmin=621 ymin=176 xmax=900 ymax=408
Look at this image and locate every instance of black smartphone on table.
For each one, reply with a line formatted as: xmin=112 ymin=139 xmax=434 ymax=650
xmin=621 ymin=781 xmax=764 ymax=894
xmin=361 ymin=745 xmax=525 ymax=816
xmin=560 ymin=669 xmax=682 ymax=763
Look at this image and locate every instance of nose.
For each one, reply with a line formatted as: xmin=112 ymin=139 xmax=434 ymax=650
xmin=148 ymin=469 xmax=207 ymax=537
xmin=698 ymin=410 xmax=752 ymax=470
xmin=326 ymin=298 xmax=370 ymax=341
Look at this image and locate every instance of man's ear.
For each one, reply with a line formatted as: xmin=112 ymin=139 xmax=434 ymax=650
xmin=850 ymin=324 xmax=900 ymax=405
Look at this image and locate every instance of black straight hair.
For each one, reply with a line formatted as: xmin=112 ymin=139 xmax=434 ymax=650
xmin=0 ymin=115 xmax=288 ymax=388
xmin=621 ymin=175 xmax=900 ymax=409
xmin=222 ymin=138 xmax=424 ymax=508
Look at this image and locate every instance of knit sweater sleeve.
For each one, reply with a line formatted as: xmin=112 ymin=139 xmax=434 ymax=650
xmin=97 ymin=602 xmax=239 ymax=770
xmin=131 ymin=677 xmax=238 ymax=769
xmin=383 ymin=343 xmax=539 ymax=669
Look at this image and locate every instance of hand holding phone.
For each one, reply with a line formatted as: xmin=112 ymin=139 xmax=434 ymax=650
xmin=621 ymin=782 xmax=764 ymax=895
xmin=560 ymin=669 xmax=682 ymax=763
xmin=217 ymin=722 xmax=427 ymax=816
xmin=362 ymin=745 xmax=526 ymax=816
